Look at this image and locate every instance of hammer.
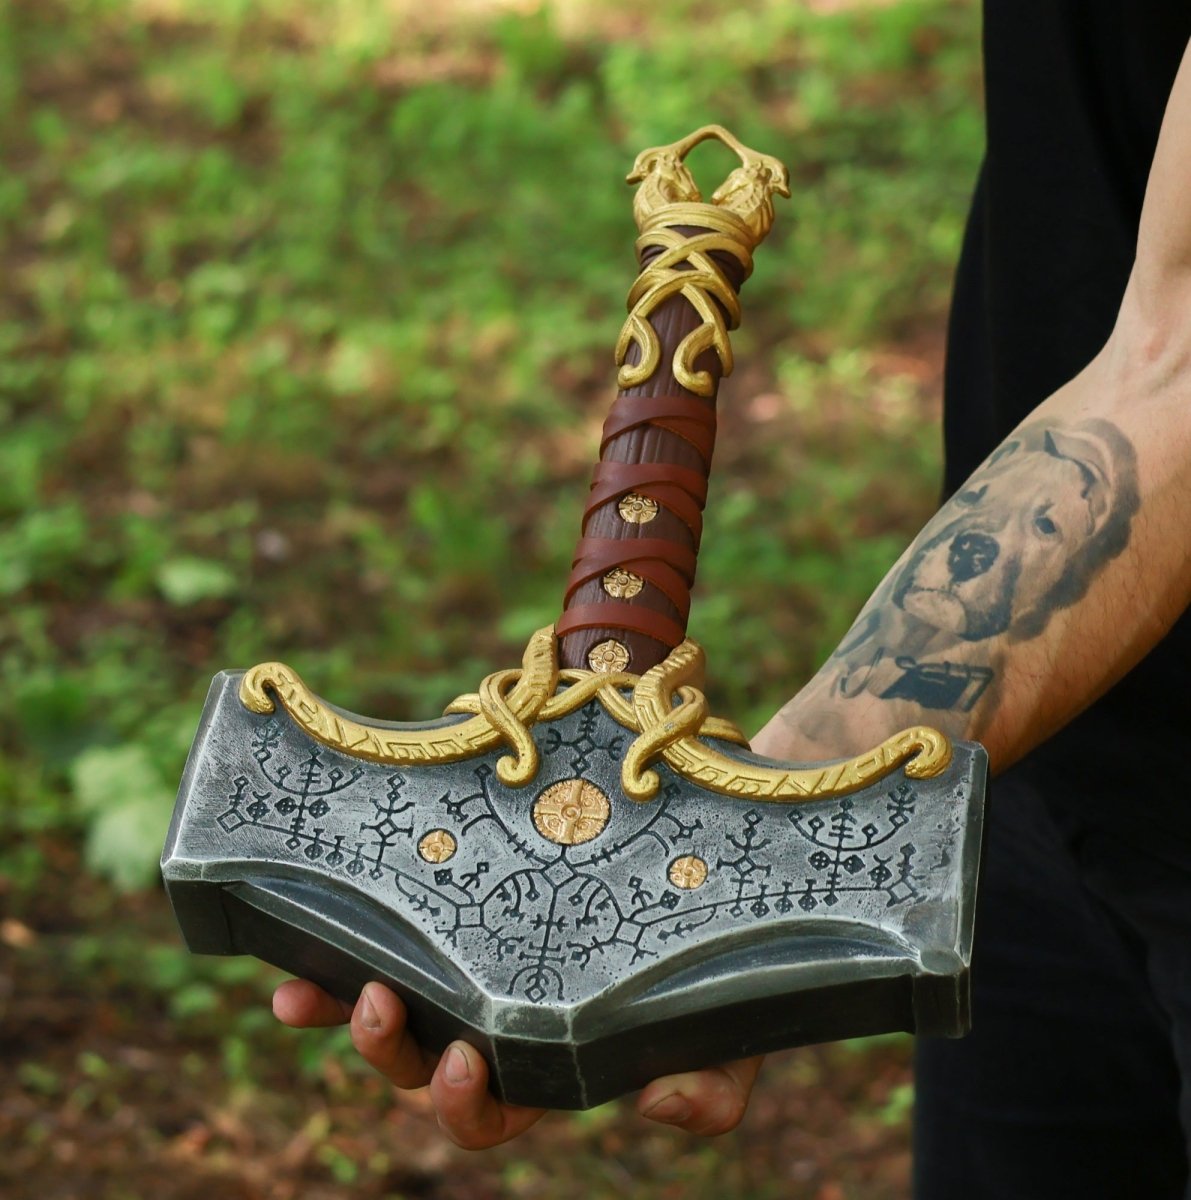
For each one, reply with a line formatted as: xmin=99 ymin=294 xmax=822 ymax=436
xmin=161 ymin=126 xmax=987 ymax=1110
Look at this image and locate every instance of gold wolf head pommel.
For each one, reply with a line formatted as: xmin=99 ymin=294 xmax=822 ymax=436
xmin=626 ymin=124 xmax=791 ymax=247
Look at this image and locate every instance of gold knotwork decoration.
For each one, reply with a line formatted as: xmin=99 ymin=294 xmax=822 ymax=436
xmin=617 ymin=125 xmax=790 ymax=395
xmin=618 ymin=638 xmax=951 ymax=803
xmin=239 ymin=626 xmax=559 ymax=788
xmin=240 ymin=626 xmax=951 ymax=806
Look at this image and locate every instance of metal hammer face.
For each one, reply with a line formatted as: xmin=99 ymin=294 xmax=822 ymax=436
xmin=162 ymin=630 xmax=986 ymax=1110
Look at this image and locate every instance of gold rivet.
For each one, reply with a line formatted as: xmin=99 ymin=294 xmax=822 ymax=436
xmin=588 ymin=639 xmax=630 ymax=673
xmin=418 ymin=829 xmax=457 ymax=864
xmin=668 ymin=855 xmax=708 ymax=890
xmin=617 ymin=493 xmax=659 ymax=524
xmin=603 ymin=567 xmax=644 ymax=599
xmin=533 ymin=778 xmax=611 ymax=845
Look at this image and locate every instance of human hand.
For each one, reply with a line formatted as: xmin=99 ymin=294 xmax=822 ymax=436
xmin=273 ymin=978 xmax=762 ymax=1148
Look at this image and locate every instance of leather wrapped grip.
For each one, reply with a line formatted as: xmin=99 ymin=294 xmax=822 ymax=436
xmin=556 ymin=127 xmax=788 ymax=675
xmin=556 ymin=232 xmax=747 ymax=673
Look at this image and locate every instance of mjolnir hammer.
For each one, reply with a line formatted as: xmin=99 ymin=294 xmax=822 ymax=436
xmin=162 ymin=126 xmax=987 ymax=1110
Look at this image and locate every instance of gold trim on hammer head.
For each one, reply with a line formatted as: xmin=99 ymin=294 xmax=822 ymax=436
xmin=239 ymin=627 xmax=951 ymax=807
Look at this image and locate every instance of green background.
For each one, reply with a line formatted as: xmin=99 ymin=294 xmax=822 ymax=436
xmin=0 ymin=1 xmax=982 ymax=1195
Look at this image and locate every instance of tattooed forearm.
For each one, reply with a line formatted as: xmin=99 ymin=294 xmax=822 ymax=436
xmin=778 ymin=417 xmax=1140 ymax=745
xmin=891 ymin=419 xmax=1139 ymax=643
xmin=755 ymin=47 xmax=1191 ymax=772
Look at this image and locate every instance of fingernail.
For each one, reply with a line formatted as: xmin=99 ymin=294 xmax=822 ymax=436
xmin=444 ymin=1045 xmax=470 ymax=1084
xmin=359 ymin=986 xmax=382 ymax=1031
xmin=644 ymin=1094 xmax=691 ymax=1124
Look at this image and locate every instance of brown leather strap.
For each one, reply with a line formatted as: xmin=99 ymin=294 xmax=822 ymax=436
xmin=554 ymin=602 xmax=687 ymax=648
xmin=558 ymin=221 xmax=750 ymax=672
xmin=599 ymin=393 xmax=717 ymax=465
xmin=584 ymin=461 xmax=708 ymax=539
xmin=563 ymin=536 xmax=697 ymax=617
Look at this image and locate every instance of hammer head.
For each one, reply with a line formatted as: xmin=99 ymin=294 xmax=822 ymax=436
xmin=162 ymin=633 xmax=986 ymax=1109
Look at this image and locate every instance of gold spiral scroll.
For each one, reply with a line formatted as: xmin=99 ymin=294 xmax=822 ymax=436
xmin=240 ymin=626 xmax=951 ymax=806
xmin=239 ymin=627 xmax=559 ymax=787
xmin=616 ymin=638 xmax=951 ymax=802
xmin=617 ymin=125 xmax=790 ymax=395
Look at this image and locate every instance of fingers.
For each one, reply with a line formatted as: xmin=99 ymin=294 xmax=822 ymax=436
xmin=272 ymin=978 xmax=354 ymax=1027
xmin=637 ymin=1055 xmax=764 ymax=1136
xmin=428 ymin=1040 xmax=546 ymax=1150
xmin=276 ymin=978 xmax=757 ymax=1144
xmin=349 ymin=981 xmax=437 ymax=1090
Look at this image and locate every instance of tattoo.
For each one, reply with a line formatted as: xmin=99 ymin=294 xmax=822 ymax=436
xmin=877 ymin=656 xmax=994 ymax=712
xmin=797 ymin=417 xmax=1139 ymax=726
xmin=890 ymin=419 xmax=1139 ymax=642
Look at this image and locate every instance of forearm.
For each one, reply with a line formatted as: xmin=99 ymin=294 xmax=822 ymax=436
xmin=757 ymin=36 xmax=1191 ymax=774
xmin=756 ymin=325 xmax=1191 ymax=773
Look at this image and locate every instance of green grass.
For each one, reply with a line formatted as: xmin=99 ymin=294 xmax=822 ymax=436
xmin=0 ymin=5 xmax=980 ymax=1191
xmin=0 ymin=0 xmax=981 ymax=895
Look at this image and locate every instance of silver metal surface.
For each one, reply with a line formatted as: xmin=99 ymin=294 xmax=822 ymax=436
xmin=162 ymin=672 xmax=987 ymax=1109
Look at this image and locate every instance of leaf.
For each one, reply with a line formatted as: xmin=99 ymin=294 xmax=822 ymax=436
xmin=70 ymin=744 xmax=174 ymax=892
xmin=84 ymin=794 xmax=173 ymax=892
xmin=70 ymin=744 xmax=163 ymax=815
xmin=156 ymin=557 xmax=237 ymax=605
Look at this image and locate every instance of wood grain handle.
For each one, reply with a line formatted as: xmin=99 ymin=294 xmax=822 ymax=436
xmin=556 ymin=128 xmax=789 ymax=675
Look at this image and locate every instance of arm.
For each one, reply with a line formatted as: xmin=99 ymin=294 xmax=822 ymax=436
xmin=275 ymin=38 xmax=1191 ymax=1151
xmin=757 ymin=42 xmax=1191 ymax=771
xmin=756 ymin=346 xmax=1191 ymax=770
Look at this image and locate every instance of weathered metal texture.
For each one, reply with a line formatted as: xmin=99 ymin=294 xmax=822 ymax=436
xmin=162 ymin=672 xmax=987 ymax=1110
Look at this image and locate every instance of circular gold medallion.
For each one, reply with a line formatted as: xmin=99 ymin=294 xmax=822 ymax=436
xmin=668 ymin=855 xmax=709 ymax=890
xmin=533 ymin=778 xmax=611 ymax=846
xmin=588 ymin=639 xmax=630 ymax=673
xmin=617 ymin=493 xmax=659 ymax=524
xmin=602 ymin=567 xmax=644 ymax=599
xmin=417 ymin=829 xmax=457 ymax=864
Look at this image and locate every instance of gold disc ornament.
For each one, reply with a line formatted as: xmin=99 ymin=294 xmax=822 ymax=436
xmin=617 ymin=493 xmax=659 ymax=524
xmin=588 ymin=639 xmax=630 ymax=673
xmin=668 ymin=855 xmax=709 ymax=889
xmin=603 ymin=568 xmax=644 ymax=599
xmin=533 ymin=778 xmax=612 ymax=846
xmin=418 ymin=829 xmax=457 ymax=864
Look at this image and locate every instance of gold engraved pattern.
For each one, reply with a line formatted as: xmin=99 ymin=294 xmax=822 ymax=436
xmin=418 ymin=829 xmax=457 ymax=863
xmin=241 ymin=626 xmax=951 ymax=806
xmin=532 ymin=779 xmax=611 ymax=846
xmin=617 ymin=493 xmax=658 ymax=524
xmin=669 ymin=855 xmax=708 ymax=889
xmin=603 ymin=567 xmax=644 ymax=598
xmin=588 ymin=639 xmax=630 ymax=673
xmin=617 ymin=125 xmax=789 ymax=395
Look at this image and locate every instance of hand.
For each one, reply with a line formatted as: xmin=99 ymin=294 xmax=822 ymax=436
xmin=273 ymin=979 xmax=763 ymax=1148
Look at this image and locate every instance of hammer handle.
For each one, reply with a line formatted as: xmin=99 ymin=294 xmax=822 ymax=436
xmin=556 ymin=231 xmax=747 ymax=674
xmin=556 ymin=127 xmax=788 ymax=675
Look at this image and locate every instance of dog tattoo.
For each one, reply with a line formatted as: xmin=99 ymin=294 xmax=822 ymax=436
xmin=809 ymin=418 xmax=1139 ymax=719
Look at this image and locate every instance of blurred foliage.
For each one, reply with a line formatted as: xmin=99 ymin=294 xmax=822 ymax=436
xmin=0 ymin=1 xmax=980 ymax=1191
xmin=0 ymin=0 xmax=981 ymax=897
